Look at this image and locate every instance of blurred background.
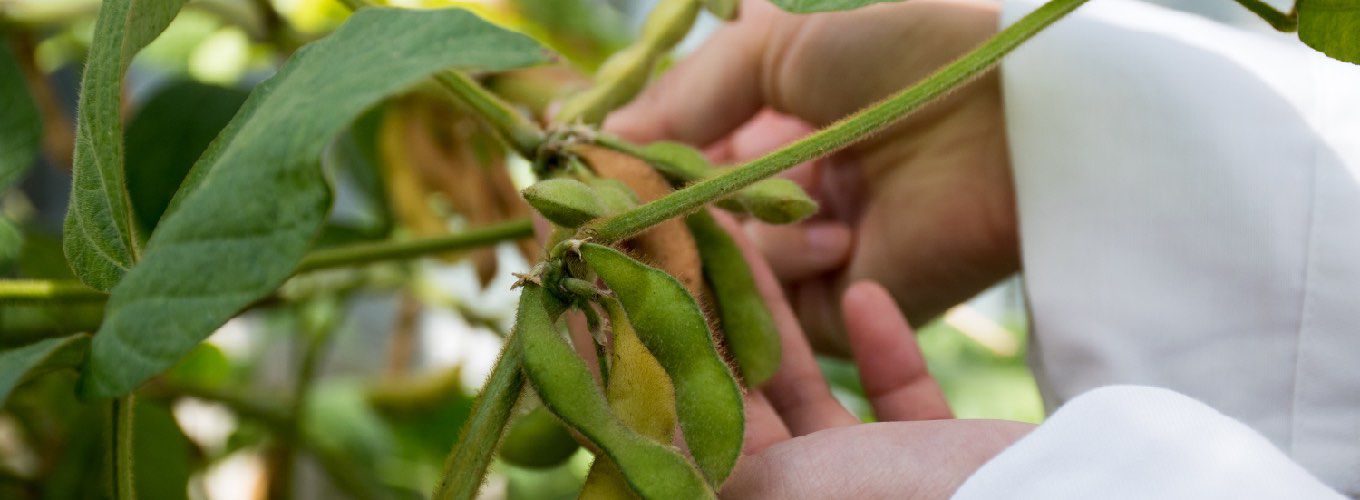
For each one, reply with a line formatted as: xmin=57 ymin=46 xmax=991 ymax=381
xmin=0 ymin=0 xmax=1290 ymax=498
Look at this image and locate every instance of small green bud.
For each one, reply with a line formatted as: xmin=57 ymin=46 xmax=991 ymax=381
xmin=523 ymin=178 xmax=607 ymax=228
xmin=641 ymin=140 xmax=711 ymax=181
xmin=702 ymin=0 xmax=739 ymax=20
xmin=588 ymin=178 xmax=641 ymax=215
xmin=738 ymin=178 xmax=818 ymax=224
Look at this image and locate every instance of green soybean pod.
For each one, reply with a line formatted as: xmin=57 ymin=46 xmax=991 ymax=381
xmin=522 ymin=178 xmax=608 ymax=228
xmin=580 ymin=297 xmax=678 ymax=499
xmin=516 ymin=285 xmax=713 ymax=499
xmin=578 ymin=243 xmax=744 ymax=486
xmin=685 ymin=211 xmax=781 ymax=386
xmin=499 ymin=405 xmax=581 ymax=468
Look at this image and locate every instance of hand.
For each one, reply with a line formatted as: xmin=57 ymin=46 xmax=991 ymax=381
xmin=607 ymin=0 xmax=1018 ymax=354
xmin=709 ymin=213 xmax=1032 ymax=498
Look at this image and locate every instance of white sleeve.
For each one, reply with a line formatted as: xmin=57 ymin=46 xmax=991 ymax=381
xmin=953 ymin=386 xmax=1342 ymax=499
xmin=999 ymin=0 xmax=1360 ymax=493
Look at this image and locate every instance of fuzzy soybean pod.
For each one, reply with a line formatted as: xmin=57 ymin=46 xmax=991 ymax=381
xmin=523 ymin=178 xmax=607 ymax=228
xmin=578 ymin=243 xmax=744 ymax=486
xmin=685 ymin=211 xmax=781 ymax=386
xmin=516 ymin=284 xmax=713 ymax=499
xmin=580 ymin=297 xmax=678 ymax=499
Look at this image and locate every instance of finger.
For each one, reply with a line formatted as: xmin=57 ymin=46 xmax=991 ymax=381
xmin=742 ymin=391 xmax=790 ymax=455
xmin=841 ymin=281 xmax=952 ymax=421
xmin=743 ymin=221 xmax=853 ymax=282
xmin=603 ymin=1 xmax=796 ymax=145
xmin=727 ymin=110 xmax=814 ymax=163
xmin=712 ymin=212 xmax=858 ymax=434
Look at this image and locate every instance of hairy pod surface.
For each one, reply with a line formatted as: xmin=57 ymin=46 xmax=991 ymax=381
xmin=523 ymin=178 xmax=608 ymax=228
xmin=580 ymin=298 xmax=679 ymax=499
xmin=588 ymin=178 xmax=642 ymax=215
xmin=639 ymin=141 xmax=711 ymax=181
xmin=686 ymin=211 xmax=781 ymax=386
xmin=576 ymin=145 xmax=704 ymax=297
xmin=517 ymin=285 xmax=712 ymax=499
xmin=578 ymin=243 xmax=744 ymax=486
xmin=734 ymin=178 xmax=818 ymax=224
xmin=499 ymin=405 xmax=582 ymax=468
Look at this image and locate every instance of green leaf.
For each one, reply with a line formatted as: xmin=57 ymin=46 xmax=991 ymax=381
xmin=125 ymin=81 xmax=250 ymax=237
xmin=0 ymin=40 xmax=41 ymax=192
xmin=1298 ymin=0 xmax=1360 ymax=64
xmin=82 ymin=7 xmax=548 ymax=398
xmin=765 ymin=0 xmax=901 ymax=13
xmin=0 ymin=334 xmax=90 ymax=407
xmin=63 ymin=0 xmax=188 ymax=291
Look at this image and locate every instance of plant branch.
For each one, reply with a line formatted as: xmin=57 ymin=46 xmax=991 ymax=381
xmin=433 ymin=331 xmax=525 ymax=500
xmin=296 ymin=219 xmax=533 ymax=272
xmin=433 ymin=71 xmax=546 ymax=159
xmin=110 ymin=395 xmax=136 ymax=500
xmin=1232 ymin=0 xmax=1298 ymax=31
xmin=585 ymin=0 xmax=1092 ymax=242
xmin=0 ymin=279 xmax=108 ymax=303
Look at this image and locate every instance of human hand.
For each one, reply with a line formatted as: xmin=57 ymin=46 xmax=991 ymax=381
xmin=707 ymin=212 xmax=1031 ymax=498
xmin=607 ymin=0 xmax=1019 ymax=354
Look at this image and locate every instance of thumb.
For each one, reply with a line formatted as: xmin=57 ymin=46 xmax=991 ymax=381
xmin=602 ymin=0 xmax=793 ymax=146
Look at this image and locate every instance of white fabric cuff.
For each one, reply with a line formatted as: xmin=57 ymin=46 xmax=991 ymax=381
xmin=953 ymin=386 xmax=1341 ymax=499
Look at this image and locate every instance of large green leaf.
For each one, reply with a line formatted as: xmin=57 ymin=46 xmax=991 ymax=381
xmin=125 ymin=81 xmax=250 ymax=237
xmin=82 ymin=7 xmax=548 ymax=398
xmin=1298 ymin=0 xmax=1360 ymax=64
xmin=0 ymin=334 xmax=90 ymax=407
xmin=62 ymin=0 xmax=187 ymax=291
xmin=0 ymin=41 xmax=42 ymax=265
xmin=765 ymin=0 xmax=900 ymax=13
xmin=0 ymin=40 xmax=41 ymax=192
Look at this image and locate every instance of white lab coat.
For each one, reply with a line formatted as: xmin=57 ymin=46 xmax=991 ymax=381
xmin=956 ymin=0 xmax=1360 ymax=497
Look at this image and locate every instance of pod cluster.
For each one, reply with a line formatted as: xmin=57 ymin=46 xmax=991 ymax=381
xmin=506 ymin=137 xmax=804 ymax=498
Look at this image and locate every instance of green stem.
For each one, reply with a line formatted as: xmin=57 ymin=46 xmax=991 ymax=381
xmin=270 ymin=298 xmax=340 ymax=500
xmin=110 ymin=395 xmax=136 ymax=500
xmin=586 ymin=0 xmax=1092 ymax=242
xmin=295 ymin=219 xmax=533 ymax=272
xmin=0 ymin=220 xmax=533 ymax=304
xmin=0 ymin=279 xmax=107 ymax=303
xmin=433 ymin=71 xmax=546 ymax=159
xmin=1232 ymin=0 xmax=1298 ymax=31
xmin=433 ymin=331 xmax=525 ymax=500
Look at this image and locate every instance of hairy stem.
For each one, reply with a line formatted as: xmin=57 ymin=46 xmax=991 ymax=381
xmin=433 ymin=72 xmax=545 ymax=159
xmin=587 ymin=0 xmax=1091 ymax=242
xmin=433 ymin=331 xmax=525 ymax=500
xmin=109 ymin=395 xmax=136 ymax=500
xmin=0 ymin=220 xmax=533 ymax=304
xmin=1232 ymin=0 xmax=1298 ymax=31
xmin=295 ymin=219 xmax=533 ymax=271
